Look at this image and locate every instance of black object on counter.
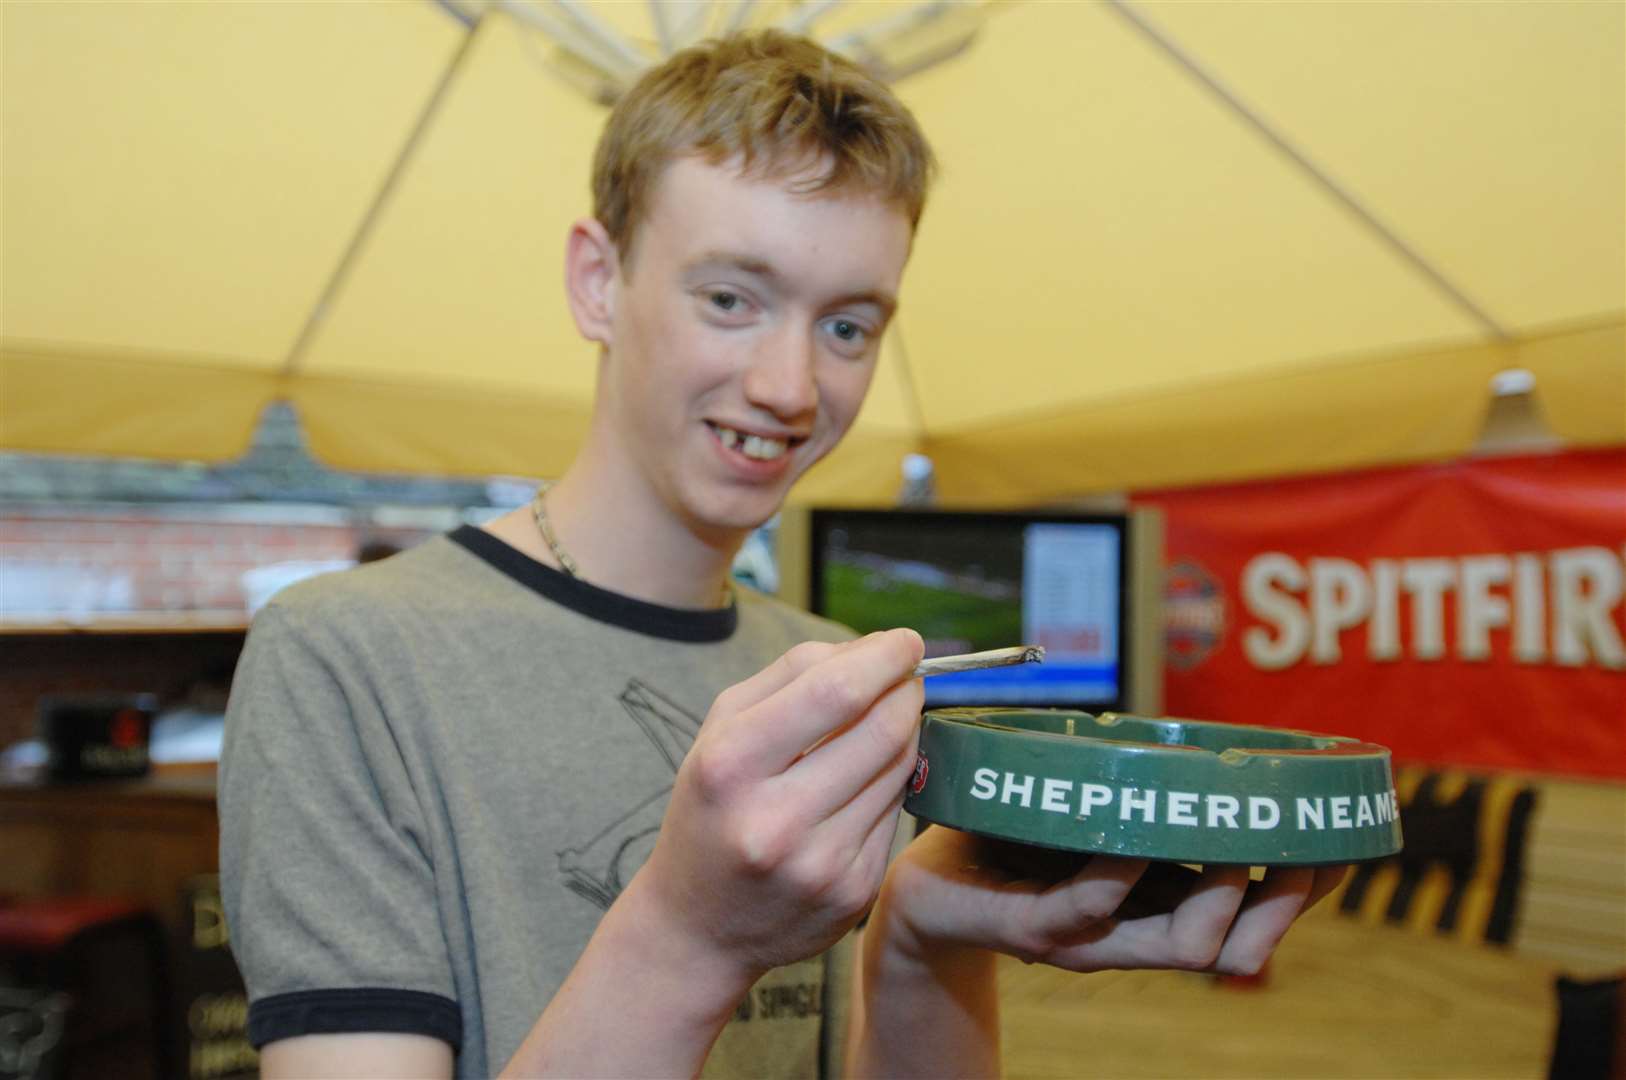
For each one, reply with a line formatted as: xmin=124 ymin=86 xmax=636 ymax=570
xmin=37 ymin=694 xmax=157 ymax=782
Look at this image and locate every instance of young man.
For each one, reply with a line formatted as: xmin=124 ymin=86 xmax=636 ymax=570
xmin=220 ymin=30 xmax=1344 ymax=1079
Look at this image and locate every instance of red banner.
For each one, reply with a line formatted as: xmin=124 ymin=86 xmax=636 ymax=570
xmin=1136 ymin=449 xmax=1626 ymax=780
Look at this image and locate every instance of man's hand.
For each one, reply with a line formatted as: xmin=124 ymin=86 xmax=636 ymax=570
xmin=849 ymin=825 xmax=1349 ymax=1078
xmin=632 ymin=628 xmax=926 ymax=981
xmin=880 ymin=827 xmax=1348 ymax=975
xmin=501 ymin=629 xmax=924 ymax=1078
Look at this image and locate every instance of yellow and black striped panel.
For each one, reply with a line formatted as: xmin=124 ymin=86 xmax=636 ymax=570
xmin=1337 ymin=766 xmax=1539 ymax=945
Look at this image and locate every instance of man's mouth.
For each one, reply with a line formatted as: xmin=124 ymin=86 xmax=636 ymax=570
xmin=706 ymin=421 xmax=805 ymax=462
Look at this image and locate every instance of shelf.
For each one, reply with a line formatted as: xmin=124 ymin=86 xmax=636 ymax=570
xmin=0 ymin=613 xmax=249 ymax=635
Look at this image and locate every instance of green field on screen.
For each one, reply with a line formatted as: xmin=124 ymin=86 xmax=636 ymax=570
xmin=823 ymin=562 xmax=1022 ymax=647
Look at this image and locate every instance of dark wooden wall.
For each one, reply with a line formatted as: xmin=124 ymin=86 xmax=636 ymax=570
xmin=1 ymin=631 xmax=245 ymax=751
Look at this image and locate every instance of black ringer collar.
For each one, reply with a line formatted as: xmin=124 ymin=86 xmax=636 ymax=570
xmin=448 ymin=524 xmax=738 ymax=643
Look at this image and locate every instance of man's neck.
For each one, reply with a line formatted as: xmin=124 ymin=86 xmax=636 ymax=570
xmin=482 ymin=464 xmax=742 ymax=610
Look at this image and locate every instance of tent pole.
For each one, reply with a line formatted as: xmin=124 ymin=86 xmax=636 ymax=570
xmin=1102 ymin=0 xmax=1510 ymax=343
xmin=281 ymin=9 xmax=490 ymax=377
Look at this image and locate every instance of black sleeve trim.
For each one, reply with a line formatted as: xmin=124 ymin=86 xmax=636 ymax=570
xmin=247 ymin=988 xmax=462 ymax=1051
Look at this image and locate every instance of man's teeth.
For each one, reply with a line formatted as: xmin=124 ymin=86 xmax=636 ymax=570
xmin=714 ymin=425 xmax=788 ymax=461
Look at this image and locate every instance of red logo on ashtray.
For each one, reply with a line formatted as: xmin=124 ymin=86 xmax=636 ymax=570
xmin=110 ymin=709 xmax=144 ymax=749
xmin=909 ymin=751 xmax=929 ymax=794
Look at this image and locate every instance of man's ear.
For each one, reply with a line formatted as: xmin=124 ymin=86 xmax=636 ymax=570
xmin=564 ymin=217 xmax=619 ymax=346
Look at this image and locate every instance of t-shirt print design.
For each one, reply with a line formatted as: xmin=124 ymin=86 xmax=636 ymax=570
xmin=557 ymin=679 xmax=701 ymax=909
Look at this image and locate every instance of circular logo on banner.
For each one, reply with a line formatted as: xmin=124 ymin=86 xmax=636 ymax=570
xmin=1165 ymin=559 xmax=1225 ymax=671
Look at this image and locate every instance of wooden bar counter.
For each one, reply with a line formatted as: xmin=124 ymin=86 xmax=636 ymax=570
xmin=0 ymin=765 xmax=220 ymax=938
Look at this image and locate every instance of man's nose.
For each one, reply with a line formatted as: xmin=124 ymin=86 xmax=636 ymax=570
xmin=741 ymin=328 xmax=818 ymax=420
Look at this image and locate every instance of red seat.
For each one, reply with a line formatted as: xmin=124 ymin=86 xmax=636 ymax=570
xmin=0 ymin=897 xmax=151 ymax=953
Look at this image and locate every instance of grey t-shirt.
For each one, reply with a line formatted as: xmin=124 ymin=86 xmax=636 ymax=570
xmin=219 ymin=526 xmax=863 ymax=1078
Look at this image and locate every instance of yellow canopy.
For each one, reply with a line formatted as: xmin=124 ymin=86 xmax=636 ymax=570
xmin=3 ymin=1 xmax=1622 ymax=505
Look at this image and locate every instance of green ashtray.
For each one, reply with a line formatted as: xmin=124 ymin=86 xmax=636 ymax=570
xmin=904 ymin=709 xmax=1402 ymax=865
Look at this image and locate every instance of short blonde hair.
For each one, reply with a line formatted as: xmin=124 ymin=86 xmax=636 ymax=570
xmin=592 ymin=30 xmax=936 ymax=265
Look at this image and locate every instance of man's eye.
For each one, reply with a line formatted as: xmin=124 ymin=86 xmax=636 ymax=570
xmin=824 ymin=317 xmax=871 ymax=348
xmin=709 ymin=291 xmax=741 ymax=312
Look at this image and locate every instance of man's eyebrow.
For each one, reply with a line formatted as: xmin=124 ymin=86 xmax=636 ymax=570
xmin=687 ymin=251 xmax=897 ymax=317
xmin=688 ymin=251 xmax=780 ymax=279
xmin=829 ymin=288 xmax=897 ymax=320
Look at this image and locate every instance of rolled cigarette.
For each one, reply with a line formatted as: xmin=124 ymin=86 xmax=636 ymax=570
xmin=912 ymin=645 xmax=1045 ymax=678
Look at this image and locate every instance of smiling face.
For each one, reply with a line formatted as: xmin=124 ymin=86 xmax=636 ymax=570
xmin=584 ymin=155 xmax=914 ymax=539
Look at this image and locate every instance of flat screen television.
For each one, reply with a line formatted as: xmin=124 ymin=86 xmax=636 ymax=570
xmin=787 ymin=508 xmax=1161 ymax=712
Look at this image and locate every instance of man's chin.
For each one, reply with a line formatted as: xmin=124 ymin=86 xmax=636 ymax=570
xmin=703 ymin=500 xmax=781 ymax=536
xmin=689 ymin=482 xmax=794 ymax=537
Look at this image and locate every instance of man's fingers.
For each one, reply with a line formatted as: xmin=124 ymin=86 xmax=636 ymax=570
xmin=747 ymin=628 xmax=924 ymax=773
xmin=1021 ymin=856 xmax=1149 ymax=952
xmin=930 ymin=854 xmax=1350 ymax=976
xmin=1164 ymin=864 xmax=1250 ymax=969
xmin=784 ymin=674 xmax=924 ymax=822
xmin=849 ymin=787 xmax=911 ymax=898
xmin=1083 ymin=863 xmax=1248 ymax=972
xmin=1210 ymin=867 xmax=1315 ymax=975
xmin=709 ymin=638 xmax=845 ymax=721
xmin=829 ymin=709 xmax=920 ymax=830
xmin=773 ymin=749 xmax=915 ymax=924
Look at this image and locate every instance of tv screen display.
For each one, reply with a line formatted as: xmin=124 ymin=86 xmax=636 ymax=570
xmin=809 ymin=510 xmax=1129 ymax=709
